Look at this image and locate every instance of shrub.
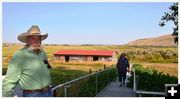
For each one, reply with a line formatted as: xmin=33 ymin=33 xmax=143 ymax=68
xmin=127 ymin=64 xmax=178 ymax=92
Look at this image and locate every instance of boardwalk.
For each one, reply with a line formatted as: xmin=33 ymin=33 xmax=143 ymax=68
xmin=96 ymin=73 xmax=134 ymax=97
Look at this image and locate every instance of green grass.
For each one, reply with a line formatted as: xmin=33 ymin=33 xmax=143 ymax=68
xmin=50 ymin=67 xmax=88 ymax=85
xmin=2 ymin=67 xmax=88 ymax=85
xmin=53 ymin=67 xmax=117 ymax=97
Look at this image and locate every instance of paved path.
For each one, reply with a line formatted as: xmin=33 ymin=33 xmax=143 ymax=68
xmin=96 ymin=73 xmax=134 ymax=97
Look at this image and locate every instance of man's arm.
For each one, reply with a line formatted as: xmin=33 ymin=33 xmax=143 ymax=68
xmin=2 ymin=52 xmax=22 ymax=97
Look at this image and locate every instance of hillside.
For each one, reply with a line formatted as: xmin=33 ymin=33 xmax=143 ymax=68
xmin=127 ymin=34 xmax=177 ymax=46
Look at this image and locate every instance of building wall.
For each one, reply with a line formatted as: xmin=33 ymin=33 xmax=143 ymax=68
xmin=60 ymin=56 xmax=65 ymax=62
xmin=87 ymin=56 xmax=93 ymax=61
xmin=69 ymin=56 xmax=87 ymax=61
xmin=54 ymin=55 xmax=114 ymax=62
xmin=54 ymin=55 xmax=65 ymax=62
xmin=99 ymin=56 xmax=112 ymax=61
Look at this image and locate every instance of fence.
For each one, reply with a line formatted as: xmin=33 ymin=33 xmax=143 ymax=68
xmin=51 ymin=66 xmax=117 ymax=97
xmin=133 ymin=68 xmax=165 ymax=97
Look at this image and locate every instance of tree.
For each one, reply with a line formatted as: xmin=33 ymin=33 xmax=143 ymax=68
xmin=159 ymin=3 xmax=178 ymax=44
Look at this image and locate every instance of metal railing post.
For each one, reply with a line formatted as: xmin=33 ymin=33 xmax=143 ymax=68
xmin=64 ymin=86 xmax=68 ymax=97
xmin=64 ymin=84 xmax=71 ymax=97
xmin=53 ymin=89 xmax=57 ymax=97
xmin=133 ymin=69 xmax=136 ymax=91
xmin=133 ymin=69 xmax=136 ymax=97
xmin=136 ymin=75 xmax=139 ymax=91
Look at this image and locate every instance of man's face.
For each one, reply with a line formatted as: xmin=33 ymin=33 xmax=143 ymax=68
xmin=27 ymin=35 xmax=42 ymax=51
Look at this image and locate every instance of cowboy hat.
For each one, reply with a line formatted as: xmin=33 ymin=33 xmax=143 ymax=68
xmin=18 ymin=25 xmax=48 ymax=43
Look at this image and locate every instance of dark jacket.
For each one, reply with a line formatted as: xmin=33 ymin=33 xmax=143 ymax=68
xmin=116 ymin=57 xmax=130 ymax=72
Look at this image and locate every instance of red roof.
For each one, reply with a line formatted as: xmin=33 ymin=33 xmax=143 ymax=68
xmin=54 ymin=50 xmax=114 ymax=56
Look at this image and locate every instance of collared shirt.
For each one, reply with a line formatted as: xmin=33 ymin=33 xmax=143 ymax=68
xmin=2 ymin=46 xmax=51 ymax=97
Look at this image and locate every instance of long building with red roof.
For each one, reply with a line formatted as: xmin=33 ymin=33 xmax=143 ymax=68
xmin=53 ymin=49 xmax=117 ymax=62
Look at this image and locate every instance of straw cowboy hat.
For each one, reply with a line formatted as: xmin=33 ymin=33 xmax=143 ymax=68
xmin=18 ymin=25 xmax=48 ymax=43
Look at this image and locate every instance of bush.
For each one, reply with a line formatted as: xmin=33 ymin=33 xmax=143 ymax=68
xmin=126 ymin=49 xmax=177 ymax=63
xmin=127 ymin=64 xmax=178 ymax=92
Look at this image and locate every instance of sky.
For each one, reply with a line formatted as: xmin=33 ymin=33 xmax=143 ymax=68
xmin=2 ymin=2 xmax=175 ymax=45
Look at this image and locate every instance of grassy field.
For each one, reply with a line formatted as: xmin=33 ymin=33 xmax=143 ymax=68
xmin=2 ymin=44 xmax=178 ymax=85
xmin=2 ymin=44 xmax=178 ymax=67
xmin=137 ymin=63 xmax=178 ymax=77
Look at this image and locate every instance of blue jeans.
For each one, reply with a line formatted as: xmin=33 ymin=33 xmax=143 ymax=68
xmin=118 ymin=71 xmax=127 ymax=84
xmin=23 ymin=89 xmax=53 ymax=97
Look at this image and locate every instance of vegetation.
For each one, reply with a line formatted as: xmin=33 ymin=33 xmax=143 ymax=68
xmin=140 ymin=63 xmax=177 ymax=77
xmin=2 ymin=67 xmax=88 ymax=85
xmin=2 ymin=44 xmax=178 ymax=68
xmin=2 ymin=44 xmax=178 ymax=96
xmin=159 ymin=2 xmax=178 ymax=44
xmin=127 ymin=64 xmax=178 ymax=93
xmin=126 ymin=48 xmax=178 ymax=63
xmin=50 ymin=67 xmax=88 ymax=85
xmin=53 ymin=67 xmax=117 ymax=97
xmin=2 ymin=44 xmax=178 ymax=79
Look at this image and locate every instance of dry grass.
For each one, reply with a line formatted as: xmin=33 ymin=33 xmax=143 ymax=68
xmin=2 ymin=44 xmax=178 ymax=78
xmin=51 ymin=60 xmax=115 ymax=73
xmin=52 ymin=65 xmax=113 ymax=73
xmin=140 ymin=63 xmax=178 ymax=77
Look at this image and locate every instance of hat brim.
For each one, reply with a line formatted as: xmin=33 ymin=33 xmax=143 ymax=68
xmin=18 ymin=33 xmax=48 ymax=43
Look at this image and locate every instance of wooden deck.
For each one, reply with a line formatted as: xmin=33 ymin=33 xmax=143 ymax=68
xmin=96 ymin=73 xmax=134 ymax=97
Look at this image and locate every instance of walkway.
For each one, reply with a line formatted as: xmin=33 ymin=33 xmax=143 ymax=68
xmin=96 ymin=73 xmax=134 ymax=97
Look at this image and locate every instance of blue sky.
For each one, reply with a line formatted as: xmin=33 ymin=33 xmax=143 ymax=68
xmin=3 ymin=2 xmax=174 ymax=45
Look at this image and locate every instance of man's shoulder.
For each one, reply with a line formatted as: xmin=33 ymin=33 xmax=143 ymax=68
xmin=13 ymin=47 xmax=27 ymax=57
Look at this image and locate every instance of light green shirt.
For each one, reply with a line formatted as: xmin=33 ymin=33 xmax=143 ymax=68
xmin=2 ymin=46 xmax=51 ymax=97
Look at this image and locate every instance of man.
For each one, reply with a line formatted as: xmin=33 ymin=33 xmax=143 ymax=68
xmin=2 ymin=25 xmax=52 ymax=97
xmin=116 ymin=52 xmax=130 ymax=87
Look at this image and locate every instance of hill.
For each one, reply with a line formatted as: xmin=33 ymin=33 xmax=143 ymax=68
xmin=127 ymin=34 xmax=177 ymax=46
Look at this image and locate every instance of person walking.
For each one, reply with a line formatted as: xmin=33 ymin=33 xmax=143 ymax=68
xmin=116 ymin=52 xmax=130 ymax=87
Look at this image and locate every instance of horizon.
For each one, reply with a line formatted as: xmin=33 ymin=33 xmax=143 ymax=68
xmin=3 ymin=2 xmax=174 ymax=45
xmin=2 ymin=33 xmax=173 ymax=45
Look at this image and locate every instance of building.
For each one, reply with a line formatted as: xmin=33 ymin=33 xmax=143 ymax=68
xmin=53 ymin=49 xmax=117 ymax=62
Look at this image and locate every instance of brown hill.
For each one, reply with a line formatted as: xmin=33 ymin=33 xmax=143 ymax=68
xmin=127 ymin=34 xmax=177 ymax=46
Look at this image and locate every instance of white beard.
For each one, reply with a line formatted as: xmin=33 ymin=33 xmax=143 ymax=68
xmin=28 ymin=44 xmax=42 ymax=52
